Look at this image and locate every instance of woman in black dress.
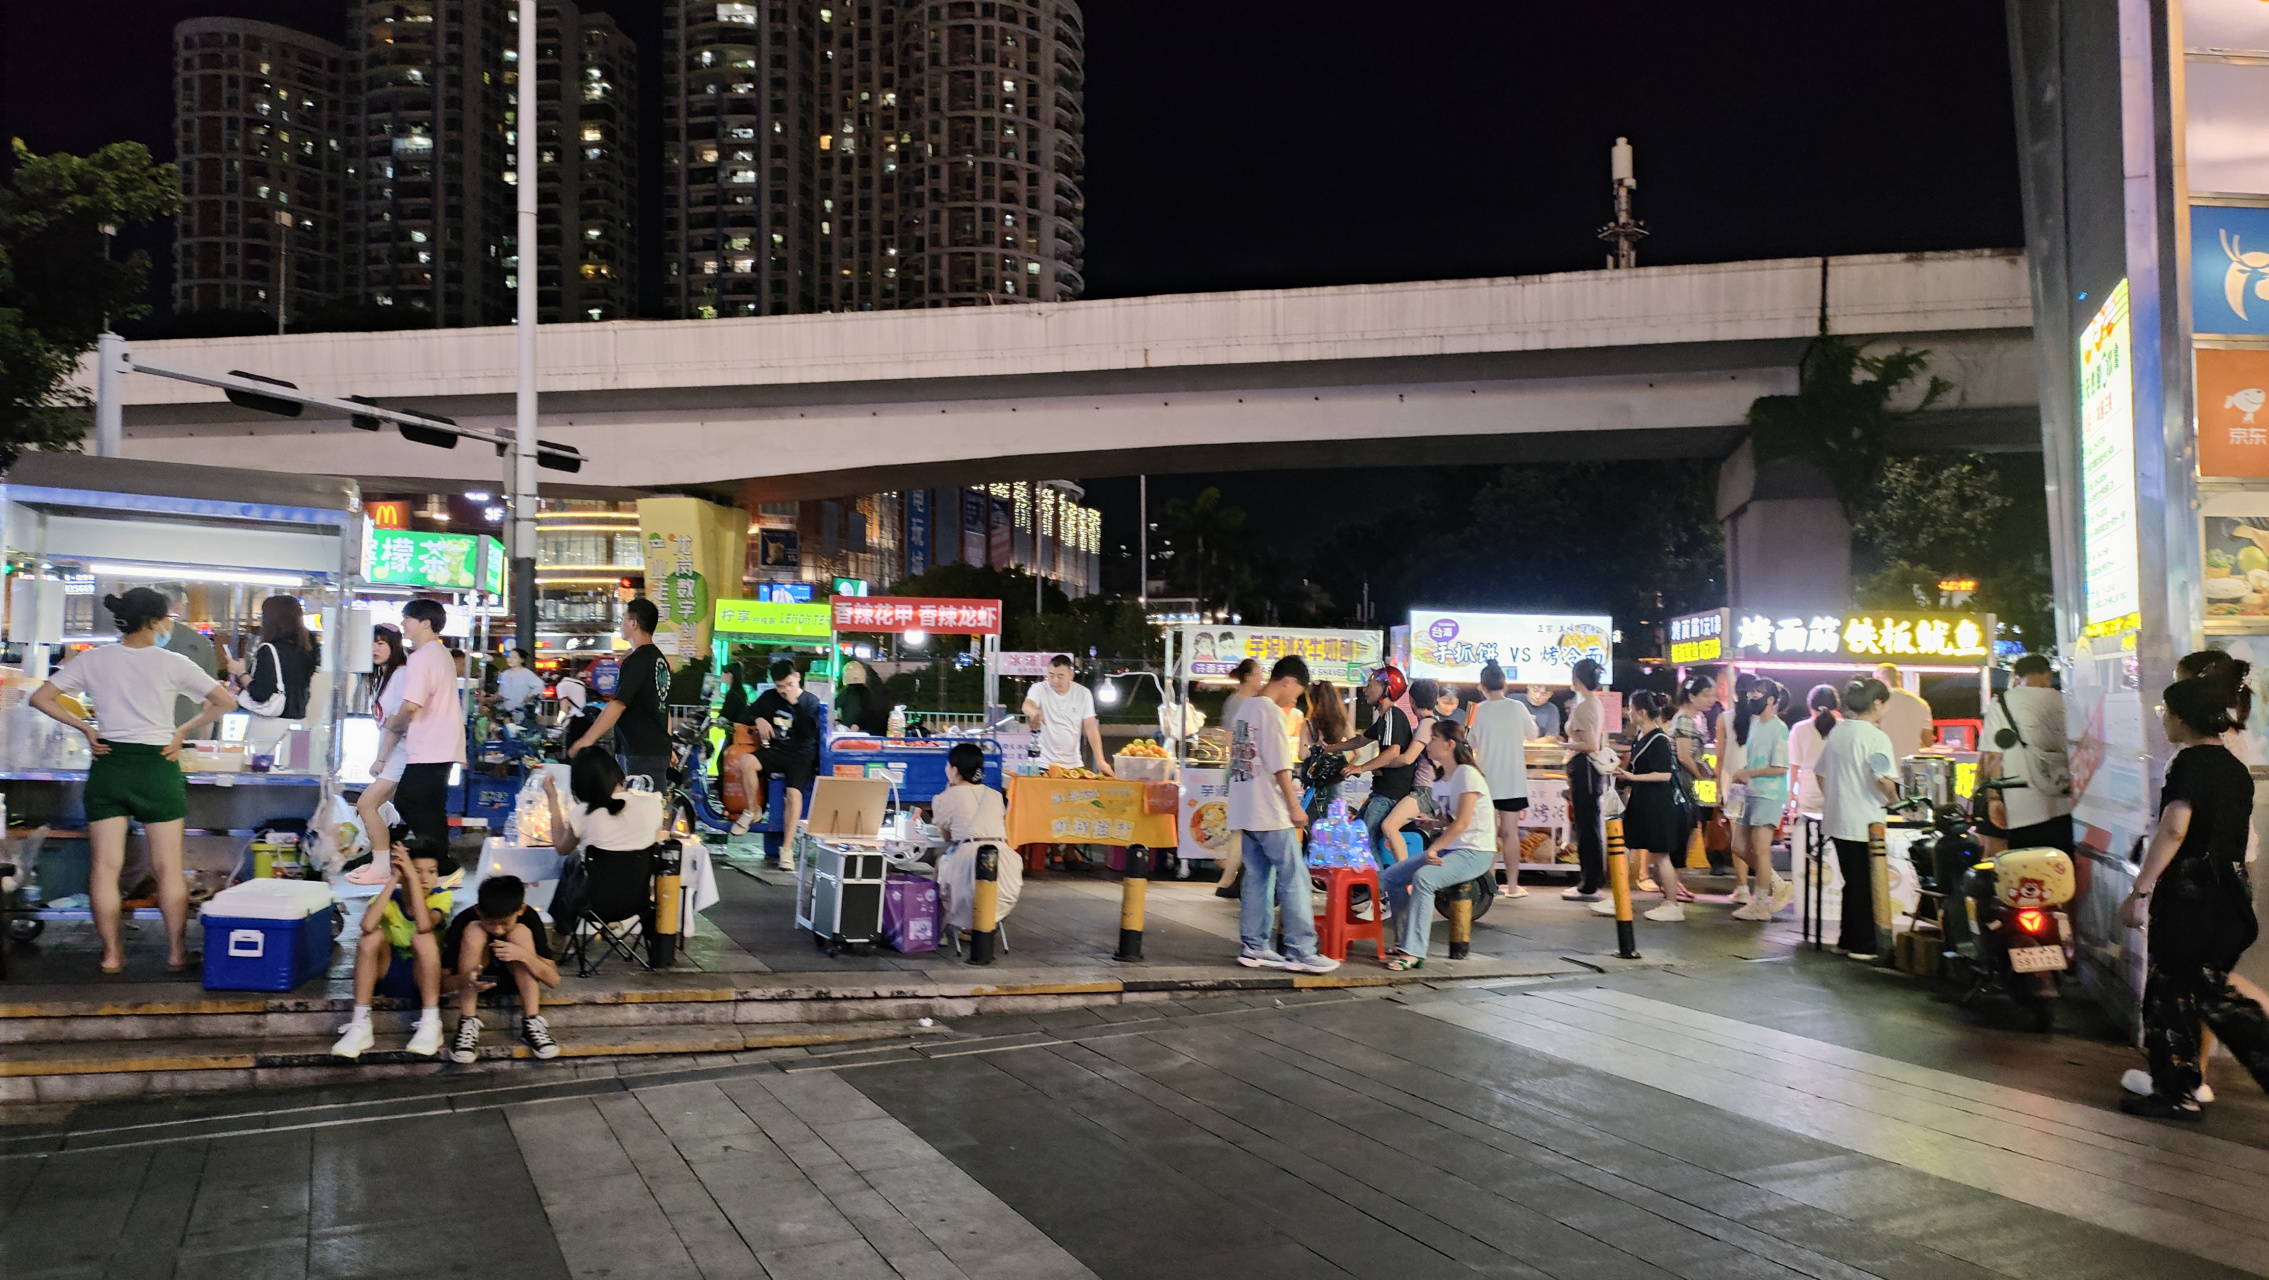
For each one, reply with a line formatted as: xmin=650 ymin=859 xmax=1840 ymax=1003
xmin=2121 ymin=676 xmax=2269 ymax=1119
xmin=1594 ymin=689 xmax=1686 ymax=923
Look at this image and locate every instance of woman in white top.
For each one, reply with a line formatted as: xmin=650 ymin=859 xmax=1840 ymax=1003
xmin=1467 ymin=662 xmax=1536 ymax=899
xmin=544 ymin=747 xmax=667 ymax=856
xmin=1377 ymin=719 xmax=1497 ymax=970
xmin=30 ymin=588 xmax=237 ymax=974
xmin=1786 ymin=684 xmax=1840 ymax=818
xmin=355 ymin=626 xmax=410 ymax=868
xmin=932 ymin=742 xmax=1022 ymax=933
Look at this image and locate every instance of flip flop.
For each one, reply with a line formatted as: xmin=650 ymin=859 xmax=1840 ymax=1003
xmin=1383 ymin=954 xmax=1424 ymax=972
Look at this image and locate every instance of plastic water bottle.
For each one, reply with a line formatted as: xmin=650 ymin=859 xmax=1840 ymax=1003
xmin=888 ymin=704 xmax=907 ymax=740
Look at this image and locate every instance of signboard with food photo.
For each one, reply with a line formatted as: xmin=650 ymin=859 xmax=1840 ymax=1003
xmin=2203 ymin=517 xmax=2269 ymax=620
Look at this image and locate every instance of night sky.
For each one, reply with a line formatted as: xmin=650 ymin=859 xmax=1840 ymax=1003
xmin=4 ymin=0 xmax=2026 ymax=578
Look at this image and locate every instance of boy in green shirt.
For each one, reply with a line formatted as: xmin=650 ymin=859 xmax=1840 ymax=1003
xmin=333 ymin=830 xmax=454 ymax=1060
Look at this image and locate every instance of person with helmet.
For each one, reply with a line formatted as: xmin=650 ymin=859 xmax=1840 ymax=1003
xmin=1334 ymin=665 xmax=1420 ymax=865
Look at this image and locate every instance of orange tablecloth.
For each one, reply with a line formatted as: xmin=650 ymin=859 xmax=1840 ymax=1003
xmin=1005 ymin=775 xmax=1178 ymax=848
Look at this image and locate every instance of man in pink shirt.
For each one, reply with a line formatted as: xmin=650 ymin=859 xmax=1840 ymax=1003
xmin=376 ymin=600 xmax=464 ymax=851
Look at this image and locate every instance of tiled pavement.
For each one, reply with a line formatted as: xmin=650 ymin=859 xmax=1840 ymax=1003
xmin=7 ymin=953 xmax=2269 ymax=1280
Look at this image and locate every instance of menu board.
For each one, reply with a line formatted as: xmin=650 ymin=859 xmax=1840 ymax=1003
xmin=2078 ymin=279 xmax=2140 ymax=629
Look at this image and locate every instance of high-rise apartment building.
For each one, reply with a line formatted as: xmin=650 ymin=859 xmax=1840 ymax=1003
xmin=538 ymin=7 xmax=639 ymax=321
xmin=171 ymin=18 xmax=347 ymax=321
xmin=342 ymin=0 xmax=512 ymax=327
xmin=661 ymin=0 xmax=1083 ymax=317
xmin=173 ymin=3 xmax=638 ymax=329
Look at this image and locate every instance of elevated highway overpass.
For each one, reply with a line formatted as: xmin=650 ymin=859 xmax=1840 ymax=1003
xmin=99 ymin=248 xmax=2038 ymax=501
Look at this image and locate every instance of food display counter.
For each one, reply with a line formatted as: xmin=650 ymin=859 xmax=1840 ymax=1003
xmin=1004 ymin=774 xmax=1177 ymax=849
xmin=825 ymin=735 xmax=1002 ymax=805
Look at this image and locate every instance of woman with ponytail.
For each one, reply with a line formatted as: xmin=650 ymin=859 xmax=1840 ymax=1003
xmin=1787 ymin=684 xmax=1841 ymax=818
xmin=544 ymin=746 xmax=666 ymax=855
xmin=28 ymin=587 xmax=239 ymax=974
xmin=1378 ymin=718 xmax=1498 ymax=969
xmin=1730 ymin=679 xmax=1796 ymax=921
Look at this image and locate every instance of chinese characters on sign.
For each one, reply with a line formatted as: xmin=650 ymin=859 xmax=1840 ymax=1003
xmin=1728 ymin=612 xmax=1988 ymax=664
xmin=2079 ymin=279 xmax=2140 ymax=628
xmin=2196 ymin=347 xmax=2269 ymax=478
xmin=363 ymin=529 xmax=506 ymax=595
xmin=1406 ymin=611 xmax=1612 ymax=685
xmin=829 ymin=596 xmax=1001 ymax=635
xmin=1177 ymin=626 xmax=1383 ymax=685
xmin=1666 ymin=610 xmax=1728 ymax=664
xmin=712 ymin=599 xmax=833 ymax=638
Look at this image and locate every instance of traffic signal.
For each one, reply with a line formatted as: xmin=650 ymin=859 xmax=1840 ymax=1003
xmin=224 ymin=371 xmax=303 ymax=418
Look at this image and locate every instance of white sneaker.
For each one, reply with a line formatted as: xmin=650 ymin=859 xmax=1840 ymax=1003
xmin=1284 ymin=953 xmax=1341 ymax=975
xmin=330 ymin=1020 xmax=374 ymax=1061
xmin=1643 ymin=903 xmax=1686 ymax=923
xmin=1730 ymin=885 xmax=1752 ymax=906
xmin=1730 ymin=902 xmax=1773 ymax=922
xmin=729 ymin=812 xmax=753 ymax=836
xmin=406 ymin=1016 xmax=444 ymax=1058
xmin=2120 ymin=1068 xmax=2213 ymax=1104
xmin=1562 ymin=887 xmax=1602 ymax=902
xmin=1767 ymin=877 xmax=1797 ymax=914
xmin=1237 ymin=947 xmax=1288 ymax=969
xmin=1590 ymin=899 xmax=1619 ymax=917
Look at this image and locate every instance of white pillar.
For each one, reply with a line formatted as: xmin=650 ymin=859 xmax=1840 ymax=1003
xmin=511 ymin=0 xmax=540 ymax=655
xmin=93 ymin=331 xmax=124 ymax=457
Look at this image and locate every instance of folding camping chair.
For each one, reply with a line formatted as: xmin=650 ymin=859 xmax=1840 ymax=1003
xmin=565 ymin=845 xmax=657 ymax=977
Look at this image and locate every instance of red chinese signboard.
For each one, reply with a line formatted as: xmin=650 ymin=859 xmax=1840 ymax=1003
xmin=830 ymin=596 xmax=1001 ymax=634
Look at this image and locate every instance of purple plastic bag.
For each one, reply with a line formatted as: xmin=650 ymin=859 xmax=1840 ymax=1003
xmin=882 ymin=875 xmax=940 ymax=953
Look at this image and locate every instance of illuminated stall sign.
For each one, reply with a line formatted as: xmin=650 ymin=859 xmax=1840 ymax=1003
xmin=1729 ymin=610 xmax=1990 ymax=666
xmin=364 ymin=529 xmax=507 ymax=595
xmin=1406 ymin=610 xmax=1612 ymax=685
xmin=1667 ymin=610 xmax=1729 ymax=664
xmin=831 ymin=596 xmax=1001 ymax=635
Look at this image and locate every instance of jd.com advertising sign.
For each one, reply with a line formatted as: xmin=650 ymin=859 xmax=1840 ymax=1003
xmin=1406 ymin=610 xmax=1611 ymax=686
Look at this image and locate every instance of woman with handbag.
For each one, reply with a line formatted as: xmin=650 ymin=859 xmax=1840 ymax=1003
xmin=229 ymin=595 xmax=318 ymax=722
xmin=2120 ymin=676 xmax=2269 ymax=1120
xmin=1591 ymin=691 xmax=1687 ymax=921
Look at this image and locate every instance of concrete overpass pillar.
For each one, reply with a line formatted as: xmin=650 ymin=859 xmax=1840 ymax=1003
xmin=1716 ymin=441 xmax=1851 ymax=614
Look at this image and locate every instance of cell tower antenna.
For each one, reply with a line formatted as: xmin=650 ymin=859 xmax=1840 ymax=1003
xmin=1598 ymin=136 xmax=1647 ymax=269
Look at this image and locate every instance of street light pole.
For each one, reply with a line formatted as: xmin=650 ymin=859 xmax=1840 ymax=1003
xmin=511 ymin=0 xmax=540 ymax=660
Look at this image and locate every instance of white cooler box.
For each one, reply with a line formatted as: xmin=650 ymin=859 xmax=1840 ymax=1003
xmin=201 ymin=879 xmax=338 ymax=992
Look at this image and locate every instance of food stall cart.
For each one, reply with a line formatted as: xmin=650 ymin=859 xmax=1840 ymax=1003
xmin=1407 ymin=608 xmax=1614 ymax=877
xmin=819 ymin=595 xmax=1005 ymax=804
xmin=1165 ymin=624 xmax=1384 ymax=866
xmin=0 ymin=454 xmax=362 ymax=924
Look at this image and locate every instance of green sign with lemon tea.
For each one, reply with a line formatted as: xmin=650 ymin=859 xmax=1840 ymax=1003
xmin=364 ymin=529 xmax=507 ymax=595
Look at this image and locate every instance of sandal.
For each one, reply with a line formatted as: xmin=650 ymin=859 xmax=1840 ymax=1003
xmin=1383 ymin=952 xmax=1424 ymax=972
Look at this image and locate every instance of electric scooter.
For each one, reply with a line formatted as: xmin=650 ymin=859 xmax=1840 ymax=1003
xmin=1916 ymin=779 xmax=2075 ymax=1033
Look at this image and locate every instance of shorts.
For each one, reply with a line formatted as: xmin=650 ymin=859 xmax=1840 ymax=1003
xmin=1737 ymin=794 xmax=1786 ymax=828
xmin=376 ymin=744 xmax=408 ymax=784
xmin=375 ymin=952 xmax=424 ymax=999
xmin=1492 ymin=798 xmax=1529 ymax=814
xmin=755 ymin=746 xmax=816 ymax=792
xmin=83 ymin=742 xmax=189 ymax=824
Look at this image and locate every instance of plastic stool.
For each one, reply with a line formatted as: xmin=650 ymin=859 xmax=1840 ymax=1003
xmin=1312 ymin=865 xmax=1387 ymax=963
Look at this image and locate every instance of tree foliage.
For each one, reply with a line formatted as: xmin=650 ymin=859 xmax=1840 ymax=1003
xmin=1850 ymin=452 xmax=2056 ymax=652
xmin=1745 ymin=336 xmax=1950 ymax=516
xmin=0 ymin=140 xmax=181 ymax=467
xmin=1157 ymin=486 xmax=1248 ymax=609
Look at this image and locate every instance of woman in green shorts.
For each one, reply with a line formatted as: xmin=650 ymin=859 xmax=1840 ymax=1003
xmin=30 ymin=588 xmax=239 ymax=974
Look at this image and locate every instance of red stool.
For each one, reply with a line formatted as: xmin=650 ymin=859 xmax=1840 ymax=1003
xmin=1312 ymin=865 xmax=1387 ymax=963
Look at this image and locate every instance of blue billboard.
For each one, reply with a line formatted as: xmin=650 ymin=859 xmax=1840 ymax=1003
xmin=2191 ymin=204 xmax=2269 ymax=336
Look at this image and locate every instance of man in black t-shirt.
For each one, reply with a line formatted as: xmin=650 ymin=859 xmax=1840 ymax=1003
xmin=1336 ymin=668 xmax=1418 ymax=864
xmin=729 ymin=658 xmax=828 ymax=859
xmin=570 ymin=596 xmax=673 ymax=788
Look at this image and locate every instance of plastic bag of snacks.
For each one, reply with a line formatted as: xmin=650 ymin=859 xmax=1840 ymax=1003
xmin=1305 ymin=799 xmax=1372 ymax=869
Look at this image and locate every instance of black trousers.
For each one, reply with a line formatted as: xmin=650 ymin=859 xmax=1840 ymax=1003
xmin=1832 ymin=837 xmax=1877 ymax=953
xmin=395 ymin=762 xmax=453 ymax=853
xmin=2142 ymin=940 xmax=2269 ymax=1102
xmin=1568 ymin=755 xmax=1605 ymax=894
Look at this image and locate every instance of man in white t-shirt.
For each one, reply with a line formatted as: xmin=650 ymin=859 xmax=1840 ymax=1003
xmin=1875 ymin=663 xmax=1936 ymax=757
xmin=1467 ymin=662 xmax=1535 ymax=897
xmin=1980 ymin=655 xmax=2073 ymax=853
xmin=1022 ymin=654 xmax=1111 ymax=775
xmin=1228 ymin=656 xmax=1337 ymax=974
xmin=1818 ymin=684 xmax=1901 ymax=959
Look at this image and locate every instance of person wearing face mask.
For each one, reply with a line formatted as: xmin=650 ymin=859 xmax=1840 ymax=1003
xmin=29 ymin=589 xmax=240 ymax=974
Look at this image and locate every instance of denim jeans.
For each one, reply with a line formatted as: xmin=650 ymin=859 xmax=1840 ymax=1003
xmin=1237 ymin=827 xmax=1321 ymax=961
xmin=1379 ymin=846 xmax=1495 ymax=957
xmin=1359 ymin=792 xmax=1399 ymax=867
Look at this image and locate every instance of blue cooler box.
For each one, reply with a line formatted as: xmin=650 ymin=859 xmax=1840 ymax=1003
xmin=201 ymin=879 xmax=339 ymax=992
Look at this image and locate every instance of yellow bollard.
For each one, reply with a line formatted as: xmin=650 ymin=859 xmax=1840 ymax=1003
xmin=1685 ymin=821 xmax=1710 ymax=870
xmin=1114 ymin=845 xmax=1149 ymax=962
xmin=1447 ymin=881 xmax=1474 ymax=960
xmin=1606 ymin=817 xmax=1640 ymax=959
xmin=650 ymin=840 xmax=683 ymax=968
xmin=1867 ymin=820 xmax=1892 ymax=961
xmin=968 ymin=843 xmax=1000 ymax=965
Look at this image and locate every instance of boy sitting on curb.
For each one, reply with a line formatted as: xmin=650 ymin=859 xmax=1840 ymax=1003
xmin=441 ymin=875 xmax=562 ymax=1062
xmin=333 ymin=831 xmax=453 ymax=1060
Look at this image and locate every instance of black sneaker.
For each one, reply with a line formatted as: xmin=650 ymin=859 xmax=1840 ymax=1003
xmin=522 ymin=1014 xmax=560 ymax=1060
xmin=2119 ymin=1091 xmax=2203 ymax=1121
xmin=1214 ymin=871 xmax=1244 ymax=899
xmin=448 ymin=1016 xmax=483 ymax=1064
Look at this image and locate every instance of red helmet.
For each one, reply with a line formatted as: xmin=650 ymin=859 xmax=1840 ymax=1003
xmin=1368 ymin=664 xmax=1407 ymax=703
